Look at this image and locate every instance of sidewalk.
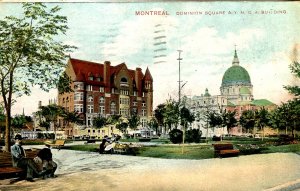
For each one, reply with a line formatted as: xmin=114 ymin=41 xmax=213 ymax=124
xmin=0 ymin=150 xmax=300 ymax=191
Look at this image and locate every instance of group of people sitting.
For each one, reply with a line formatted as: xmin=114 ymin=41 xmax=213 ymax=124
xmin=99 ymin=135 xmax=121 ymax=154
xmin=11 ymin=134 xmax=57 ymax=182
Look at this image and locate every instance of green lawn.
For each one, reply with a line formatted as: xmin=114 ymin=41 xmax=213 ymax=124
xmin=61 ymin=140 xmax=300 ymax=160
xmin=135 ymin=145 xmax=214 ymax=159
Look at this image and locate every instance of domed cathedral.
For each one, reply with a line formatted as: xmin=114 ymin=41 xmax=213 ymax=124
xmin=220 ymin=48 xmax=253 ymax=106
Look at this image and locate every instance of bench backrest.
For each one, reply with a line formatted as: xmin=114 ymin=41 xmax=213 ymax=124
xmin=213 ymin=144 xmax=234 ymax=150
xmin=0 ymin=149 xmax=40 ymax=168
xmin=0 ymin=152 xmax=13 ymax=167
xmin=55 ymin=140 xmax=65 ymax=146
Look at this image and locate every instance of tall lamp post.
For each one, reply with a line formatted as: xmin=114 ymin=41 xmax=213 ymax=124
xmin=177 ymin=50 xmax=183 ymax=105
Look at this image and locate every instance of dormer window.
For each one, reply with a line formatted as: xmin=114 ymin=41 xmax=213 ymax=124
xmin=120 ymin=77 xmax=128 ymax=87
xmin=87 ymin=95 xmax=93 ymax=102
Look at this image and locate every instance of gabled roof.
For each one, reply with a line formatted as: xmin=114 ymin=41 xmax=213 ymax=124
xmin=69 ymin=58 xmax=148 ymax=87
xmin=70 ymin=58 xmax=104 ymax=81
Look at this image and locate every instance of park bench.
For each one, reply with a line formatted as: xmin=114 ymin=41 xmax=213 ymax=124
xmin=0 ymin=149 xmax=40 ymax=179
xmin=85 ymin=139 xmax=96 ymax=144
xmin=213 ymin=143 xmax=239 ymax=158
xmin=47 ymin=140 xmax=65 ymax=150
xmin=113 ymin=143 xmax=129 ymax=154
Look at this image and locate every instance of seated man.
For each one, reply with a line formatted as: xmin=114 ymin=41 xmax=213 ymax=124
xmin=36 ymin=141 xmax=57 ymax=178
xmin=11 ymin=134 xmax=45 ymax=181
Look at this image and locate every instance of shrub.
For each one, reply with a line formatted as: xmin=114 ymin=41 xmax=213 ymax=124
xmin=169 ymin=129 xmax=183 ymax=144
xmin=186 ymin=129 xmax=202 ymax=143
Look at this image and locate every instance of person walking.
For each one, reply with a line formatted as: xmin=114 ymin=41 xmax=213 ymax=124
xmin=11 ymin=134 xmax=46 ymax=181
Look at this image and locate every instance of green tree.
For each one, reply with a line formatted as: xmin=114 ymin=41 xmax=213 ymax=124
xmin=147 ymin=118 xmax=159 ymax=136
xmin=93 ymin=116 xmax=108 ymax=129
xmin=128 ymin=114 xmax=140 ymax=139
xmin=254 ymin=108 xmax=270 ymax=140
xmin=180 ymin=106 xmax=195 ymax=154
xmin=269 ymin=107 xmax=285 ymax=135
xmin=36 ymin=104 xmax=64 ymax=138
xmin=154 ymin=104 xmax=166 ymax=135
xmin=163 ymin=99 xmax=179 ymax=132
xmin=116 ymin=122 xmax=128 ymax=134
xmin=61 ymin=110 xmax=82 ymax=126
xmin=208 ymin=111 xmax=223 ymax=134
xmin=0 ymin=3 xmax=75 ymax=151
xmin=239 ymin=110 xmax=255 ymax=134
xmin=284 ymin=61 xmax=300 ymax=97
xmin=278 ymin=99 xmax=300 ymax=137
xmin=11 ymin=115 xmax=27 ymax=129
xmin=222 ymin=111 xmax=237 ymax=136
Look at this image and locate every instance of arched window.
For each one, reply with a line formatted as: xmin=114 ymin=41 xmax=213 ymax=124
xmin=99 ymin=97 xmax=105 ymax=104
xmin=120 ymin=77 xmax=128 ymax=87
xmin=121 ymin=77 xmax=127 ymax=82
xmin=87 ymin=95 xmax=93 ymax=102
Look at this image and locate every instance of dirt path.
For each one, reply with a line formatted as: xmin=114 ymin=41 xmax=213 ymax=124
xmin=1 ymin=150 xmax=300 ymax=191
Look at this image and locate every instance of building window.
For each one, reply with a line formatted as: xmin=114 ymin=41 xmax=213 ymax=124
xmin=99 ymin=97 xmax=105 ymax=104
xmin=74 ymin=92 xmax=83 ymax=101
xmin=99 ymin=86 xmax=104 ymax=93
xmin=133 ymin=101 xmax=137 ymax=106
xmin=120 ymin=108 xmax=129 ymax=116
xmin=120 ymin=89 xmax=129 ymax=95
xmin=120 ymin=97 xmax=129 ymax=105
xmin=142 ymin=109 xmax=146 ymax=116
xmin=89 ymin=76 xmax=93 ymax=81
xmin=141 ymin=118 xmax=147 ymax=127
xmin=110 ymin=101 xmax=116 ymax=115
xmin=87 ymin=117 xmax=92 ymax=127
xmin=86 ymin=85 xmax=93 ymax=91
xmin=111 ymin=88 xmax=115 ymax=94
xmin=142 ymin=101 xmax=146 ymax=107
xmin=133 ymin=91 xmax=137 ymax=96
xmin=87 ymin=95 xmax=93 ymax=102
xmin=142 ymin=92 xmax=145 ymax=97
xmin=74 ymin=104 xmax=83 ymax=113
xmin=99 ymin=105 xmax=105 ymax=115
xmin=87 ymin=105 xmax=94 ymax=113
xmin=120 ymin=77 xmax=128 ymax=87
xmin=74 ymin=84 xmax=83 ymax=90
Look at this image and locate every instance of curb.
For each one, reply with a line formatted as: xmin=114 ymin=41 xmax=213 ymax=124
xmin=265 ymin=179 xmax=300 ymax=191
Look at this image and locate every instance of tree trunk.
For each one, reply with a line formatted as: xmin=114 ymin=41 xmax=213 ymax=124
xmin=4 ymin=111 xmax=11 ymax=152
xmin=182 ymin=126 xmax=185 ymax=154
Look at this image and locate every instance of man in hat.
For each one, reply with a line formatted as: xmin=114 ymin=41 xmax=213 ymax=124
xmin=36 ymin=141 xmax=57 ymax=178
xmin=11 ymin=134 xmax=45 ymax=181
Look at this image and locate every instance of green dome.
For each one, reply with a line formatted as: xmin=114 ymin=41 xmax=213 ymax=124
xmin=222 ymin=65 xmax=251 ymax=86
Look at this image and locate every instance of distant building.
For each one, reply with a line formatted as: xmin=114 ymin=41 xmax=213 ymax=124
xmin=58 ymin=58 xmax=153 ymax=138
xmin=186 ymin=48 xmax=276 ymax=136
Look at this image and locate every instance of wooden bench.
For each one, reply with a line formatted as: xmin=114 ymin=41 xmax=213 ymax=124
xmin=48 ymin=140 xmax=65 ymax=150
xmin=85 ymin=139 xmax=96 ymax=144
xmin=0 ymin=149 xmax=40 ymax=179
xmin=213 ymin=143 xmax=239 ymax=158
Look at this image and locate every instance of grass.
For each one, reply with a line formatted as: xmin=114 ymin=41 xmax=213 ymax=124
xmin=135 ymin=145 xmax=214 ymax=159
xmin=61 ymin=138 xmax=300 ymax=160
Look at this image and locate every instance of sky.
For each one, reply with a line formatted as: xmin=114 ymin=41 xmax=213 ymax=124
xmin=0 ymin=1 xmax=300 ymax=116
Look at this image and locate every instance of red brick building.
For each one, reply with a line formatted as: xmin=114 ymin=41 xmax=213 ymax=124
xmin=58 ymin=58 xmax=153 ymax=138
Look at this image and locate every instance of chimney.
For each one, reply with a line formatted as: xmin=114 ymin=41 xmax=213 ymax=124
xmin=135 ymin=67 xmax=142 ymax=90
xmin=104 ymin=61 xmax=111 ymax=92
